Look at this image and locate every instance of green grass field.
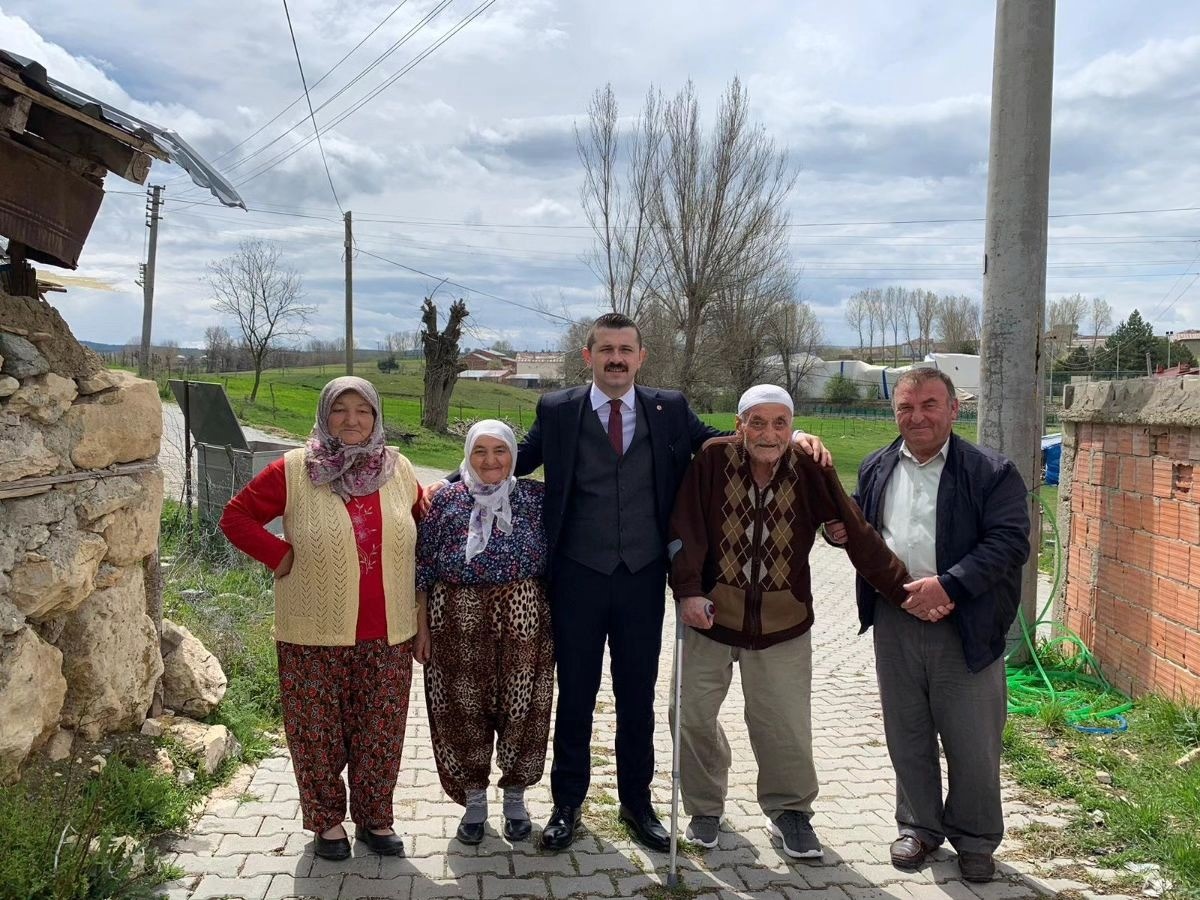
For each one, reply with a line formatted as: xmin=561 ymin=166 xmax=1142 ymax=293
xmin=175 ymin=364 xmax=545 ymax=471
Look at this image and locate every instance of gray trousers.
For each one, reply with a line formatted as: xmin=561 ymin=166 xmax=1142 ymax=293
xmin=872 ymin=600 xmax=1007 ymax=854
xmin=670 ymin=628 xmax=818 ymax=820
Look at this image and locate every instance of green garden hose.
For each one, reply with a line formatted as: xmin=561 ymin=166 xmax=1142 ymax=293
xmin=1004 ymin=491 xmax=1134 ymax=732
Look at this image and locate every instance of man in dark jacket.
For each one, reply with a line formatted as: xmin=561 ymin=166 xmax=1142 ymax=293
xmin=851 ymin=368 xmax=1030 ymax=883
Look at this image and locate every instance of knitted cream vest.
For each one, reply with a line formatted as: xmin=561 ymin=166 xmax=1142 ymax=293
xmin=275 ymin=447 xmax=418 ymax=646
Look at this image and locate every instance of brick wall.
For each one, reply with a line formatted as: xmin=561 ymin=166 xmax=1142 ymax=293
xmin=1058 ymin=378 xmax=1200 ymax=703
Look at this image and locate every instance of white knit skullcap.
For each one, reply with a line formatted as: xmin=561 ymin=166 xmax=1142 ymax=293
xmin=737 ymin=384 xmax=794 ymax=417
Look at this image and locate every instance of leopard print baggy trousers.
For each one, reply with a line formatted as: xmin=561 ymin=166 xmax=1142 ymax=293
xmin=425 ymin=578 xmax=554 ymax=805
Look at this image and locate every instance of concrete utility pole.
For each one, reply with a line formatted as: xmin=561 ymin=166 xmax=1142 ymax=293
xmin=979 ymin=0 xmax=1055 ymax=661
xmin=344 ymin=210 xmax=354 ymax=374
xmin=138 ymin=184 xmax=164 ymax=378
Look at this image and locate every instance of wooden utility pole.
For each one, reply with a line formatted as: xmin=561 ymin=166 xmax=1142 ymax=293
xmin=344 ymin=210 xmax=354 ymax=374
xmin=138 ymin=184 xmax=163 ymax=378
xmin=979 ymin=0 xmax=1055 ymax=661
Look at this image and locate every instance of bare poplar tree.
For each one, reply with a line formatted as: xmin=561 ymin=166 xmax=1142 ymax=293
xmin=883 ymin=285 xmax=911 ymax=366
xmin=1088 ymin=296 xmax=1112 ymax=353
xmin=576 ymin=84 xmax=663 ymax=319
xmin=910 ymin=289 xmax=940 ymax=357
xmin=845 ymin=293 xmax=866 ymax=355
xmin=652 ymin=78 xmax=795 ymax=399
xmin=767 ymin=296 xmax=824 ymax=399
xmin=937 ymin=294 xmax=982 ymax=353
xmin=208 ymin=240 xmax=313 ymax=402
xmin=420 ymin=296 xmax=469 ymax=432
xmin=203 ymin=324 xmax=234 ymax=373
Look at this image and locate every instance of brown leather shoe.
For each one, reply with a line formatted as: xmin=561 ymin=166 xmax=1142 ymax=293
xmin=890 ymin=835 xmax=935 ymax=870
xmin=958 ymin=851 xmax=996 ymax=882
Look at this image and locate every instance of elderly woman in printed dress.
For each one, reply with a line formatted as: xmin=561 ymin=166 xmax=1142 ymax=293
xmin=414 ymin=420 xmax=553 ymax=844
xmin=220 ymin=376 xmax=428 ymax=861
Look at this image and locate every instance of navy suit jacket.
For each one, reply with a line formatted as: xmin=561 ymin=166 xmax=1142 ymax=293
xmin=514 ymin=384 xmax=720 ymax=567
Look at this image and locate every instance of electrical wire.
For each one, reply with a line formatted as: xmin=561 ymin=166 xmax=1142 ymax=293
xmin=166 ymin=0 xmax=412 ymax=183
xmin=356 ymin=247 xmax=587 ymax=325
xmin=281 ymin=0 xmax=345 ymax=214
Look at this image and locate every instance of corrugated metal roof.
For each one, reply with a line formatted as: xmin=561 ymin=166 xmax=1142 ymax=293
xmin=0 ymin=49 xmax=244 ymax=209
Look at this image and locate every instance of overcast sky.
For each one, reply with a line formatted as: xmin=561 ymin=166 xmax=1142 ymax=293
xmin=6 ymin=1 xmax=1200 ymax=351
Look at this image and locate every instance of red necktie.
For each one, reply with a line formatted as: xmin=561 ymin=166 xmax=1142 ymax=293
xmin=607 ymin=399 xmax=624 ymax=456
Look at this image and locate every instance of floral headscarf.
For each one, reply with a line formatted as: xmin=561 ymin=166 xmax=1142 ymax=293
xmin=459 ymin=419 xmax=518 ymax=563
xmin=304 ymin=376 xmax=397 ymax=502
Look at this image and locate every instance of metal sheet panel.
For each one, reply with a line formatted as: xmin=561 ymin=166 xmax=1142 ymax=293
xmin=169 ymin=380 xmax=248 ymax=450
xmin=0 ymin=135 xmax=102 ymax=268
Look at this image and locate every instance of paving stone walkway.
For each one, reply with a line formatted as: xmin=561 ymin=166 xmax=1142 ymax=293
xmin=160 ymin=542 xmax=1128 ymax=900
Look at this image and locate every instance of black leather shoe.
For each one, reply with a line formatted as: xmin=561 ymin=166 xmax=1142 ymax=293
xmin=958 ymin=851 xmax=996 ymax=882
xmin=619 ymin=805 xmax=670 ymax=853
xmin=456 ymin=820 xmax=485 ymax=845
xmin=540 ymin=805 xmax=581 ymax=851
xmin=354 ymin=825 xmax=405 ymax=856
xmin=503 ymin=816 xmax=532 ymax=842
xmin=314 ymin=833 xmax=350 ymax=860
xmin=890 ymin=834 xmax=935 ymax=870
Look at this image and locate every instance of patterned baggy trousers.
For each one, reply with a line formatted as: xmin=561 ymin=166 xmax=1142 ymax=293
xmin=277 ymin=638 xmax=413 ymax=833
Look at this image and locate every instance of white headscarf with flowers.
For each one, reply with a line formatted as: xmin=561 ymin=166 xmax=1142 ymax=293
xmin=460 ymin=420 xmax=518 ymax=563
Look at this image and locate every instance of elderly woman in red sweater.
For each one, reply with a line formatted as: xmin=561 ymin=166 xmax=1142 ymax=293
xmin=221 ymin=376 xmax=427 ymax=861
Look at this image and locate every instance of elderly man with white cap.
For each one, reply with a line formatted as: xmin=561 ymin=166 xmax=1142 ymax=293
xmin=667 ymin=384 xmax=912 ymax=858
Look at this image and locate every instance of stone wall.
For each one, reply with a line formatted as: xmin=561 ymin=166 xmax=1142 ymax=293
xmin=0 ymin=309 xmax=165 ymax=781
xmin=1057 ymin=377 xmax=1200 ymax=703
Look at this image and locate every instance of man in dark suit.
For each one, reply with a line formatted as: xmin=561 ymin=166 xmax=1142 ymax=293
xmin=474 ymin=312 xmax=827 ymax=853
xmin=849 ymin=368 xmax=1030 ymax=883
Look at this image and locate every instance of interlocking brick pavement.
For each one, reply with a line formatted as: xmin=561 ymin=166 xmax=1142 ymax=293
xmin=161 ymin=542 xmax=1127 ymax=900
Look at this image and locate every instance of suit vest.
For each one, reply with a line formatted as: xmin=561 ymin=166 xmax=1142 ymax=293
xmin=558 ymin=398 xmax=661 ymax=574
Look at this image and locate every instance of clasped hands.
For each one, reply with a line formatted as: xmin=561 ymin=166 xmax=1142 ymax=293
xmin=822 ymin=521 xmax=954 ymax=623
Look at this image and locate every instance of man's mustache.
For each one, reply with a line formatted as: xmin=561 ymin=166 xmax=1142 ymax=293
xmin=604 ymin=363 xmax=628 ymax=371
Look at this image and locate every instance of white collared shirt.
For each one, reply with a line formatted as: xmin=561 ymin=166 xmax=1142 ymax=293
xmin=590 ymin=382 xmax=636 ymax=452
xmin=879 ymin=439 xmax=949 ymax=579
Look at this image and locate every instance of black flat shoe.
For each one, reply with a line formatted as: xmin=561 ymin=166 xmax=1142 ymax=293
xmin=314 ymin=833 xmax=350 ymax=860
xmin=540 ymin=805 xmax=581 ymax=851
xmin=503 ymin=816 xmax=532 ymax=842
xmin=354 ymin=825 xmax=405 ymax=856
xmin=619 ymin=804 xmax=670 ymax=853
xmin=456 ymin=820 xmax=485 ymax=845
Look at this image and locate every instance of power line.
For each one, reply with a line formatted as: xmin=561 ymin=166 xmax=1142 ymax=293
xmin=281 ymin=0 xmax=345 ymax=213
xmin=232 ymin=0 xmax=499 ymax=189
xmin=167 ymin=0 xmax=413 ymax=183
xmin=356 ymin=247 xmax=586 ymax=325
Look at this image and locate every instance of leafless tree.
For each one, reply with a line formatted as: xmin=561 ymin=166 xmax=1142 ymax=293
xmin=420 ymin=296 xmax=469 ymax=432
xmin=1088 ymin=296 xmax=1113 ymax=353
xmin=937 ymin=294 xmax=981 ymax=353
xmin=576 ymin=84 xmax=664 ymax=319
xmin=708 ymin=261 xmax=791 ymax=399
xmin=203 ymin=325 xmax=235 ymax=373
xmin=883 ymin=286 xmax=911 ymax=366
xmin=208 ymin=240 xmax=313 ymax=402
xmin=909 ymin=289 xmax=940 ymax=358
xmin=1046 ymin=293 xmax=1088 ymax=364
xmin=651 ymin=78 xmax=795 ymax=399
xmin=845 ymin=293 xmax=866 ymax=355
xmin=766 ymin=296 xmax=824 ymax=400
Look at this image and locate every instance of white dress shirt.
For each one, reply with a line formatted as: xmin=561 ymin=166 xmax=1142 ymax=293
xmin=590 ymin=382 xmax=636 ymax=453
xmin=880 ymin=439 xmax=949 ymax=579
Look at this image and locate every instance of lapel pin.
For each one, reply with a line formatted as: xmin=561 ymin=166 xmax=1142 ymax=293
xmin=656 ymin=404 xmax=662 ymax=411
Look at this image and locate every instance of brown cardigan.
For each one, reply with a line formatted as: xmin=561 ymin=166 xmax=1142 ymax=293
xmin=669 ymin=437 xmax=909 ymax=650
